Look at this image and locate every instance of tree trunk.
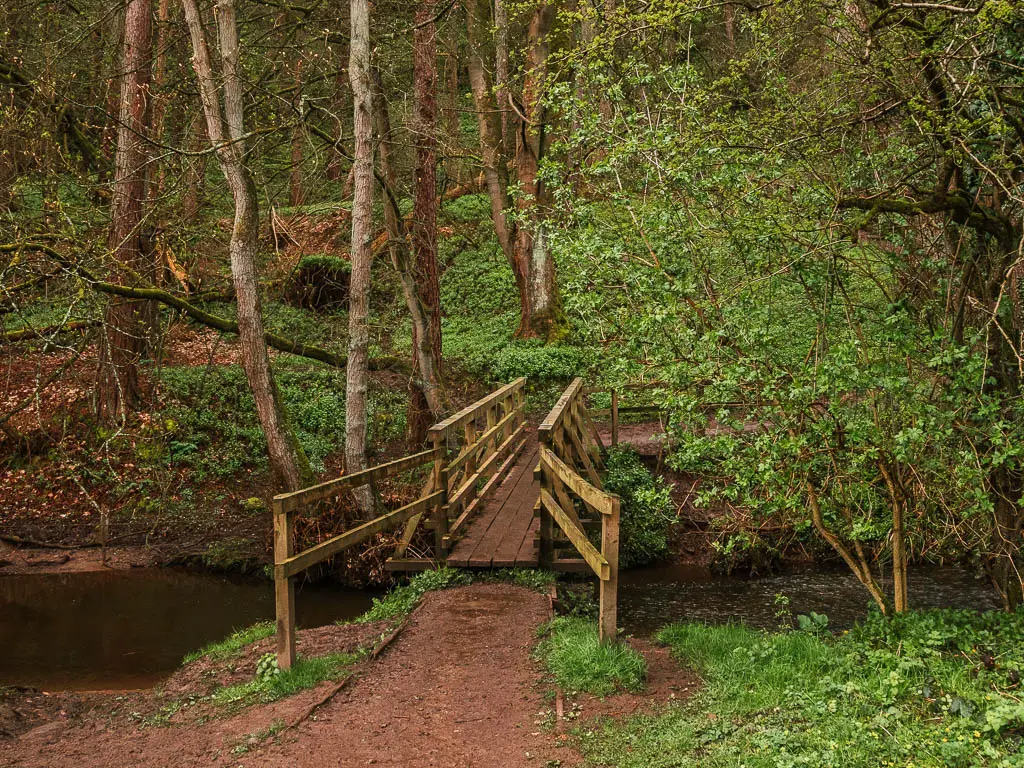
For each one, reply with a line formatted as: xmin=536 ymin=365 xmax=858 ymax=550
xmin=290 ymin=56 xmax=304 ymax=207
xmin=493 ymin=0 xmax=510 ymax=149
xmin=408 ymin=0 xmax=444 ymax=444
xmin=149 ymin=0 xmax=171 ymax=201
xmin=513 ymin=1 xmax=565 ymax=341
xmin=990 ymin=466 xmax=1023 ymax=610
xmin=465 ymin=0 xmax=516 ymax=263
xmin=326 ymin=67 xmax=349 ymax=182
xmin=182 ymin=0 xmax=311 ymax=492
xmin=98 ymin=0 xmax=154 ymax=423
xmin=347 ymin=0 xmax=375 ymax=510
xmin=181 ymin=113 xmax=207 ymax=221
xmin=369 ymin=67 xmax=444 ymax=447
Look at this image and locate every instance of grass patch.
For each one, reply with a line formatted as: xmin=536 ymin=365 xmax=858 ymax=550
xmin=182 ymin=621 xmax=275 ymax=664
xmin=211 ymin=651 xmax=360 ymax=708
xmin=352 ymin=567 xmax=472 ymax=624
xmin=537 ymin=616 xmax=647 ymax=697
xmin=580 ymin=609 xmax=1024 ymax=768
xmin=479 ymin=568 xmax=558 ymax=592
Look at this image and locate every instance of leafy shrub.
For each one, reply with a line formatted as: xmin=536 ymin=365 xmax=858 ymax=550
xmin=537 ymin=616 xmax=647 ymax=696
xmin=603 ymin=447 xmax=676 ymax=568
xmin=491 ymin=341 xmax=591 ymax=382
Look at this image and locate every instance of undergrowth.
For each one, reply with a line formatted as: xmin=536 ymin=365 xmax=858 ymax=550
xmin=603 ymin=447 xmax=676 ymax=568
xmin=537 ymin=616 xmax=647 ymax=697
xmin=581 ymin=609 xmax=1024 ymax=767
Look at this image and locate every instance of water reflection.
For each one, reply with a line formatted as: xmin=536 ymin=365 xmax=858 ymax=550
xmin=0 ymin=568 xmax=375 ymax=691
xmin=619 ymin=563 xmax=999 ymax=635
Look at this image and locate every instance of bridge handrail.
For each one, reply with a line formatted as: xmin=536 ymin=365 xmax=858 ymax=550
xmin=537 ymin=378 xmax=620 ymax=643
xmin=428 ymin=377 xmax=526 ymax=439
xmin=271 ymin=447 xmax=444 ymax=669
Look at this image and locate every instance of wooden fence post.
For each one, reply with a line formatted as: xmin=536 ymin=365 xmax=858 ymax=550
xmin=611 ymin=390 xmax=619 ymax=447
xmin=273 ymin=497 xmax=296 ymax=669
xmin=599 ymin=495 xmax=620 ymax=643
xmin=431 ymin=433 xmax=449 ymax=556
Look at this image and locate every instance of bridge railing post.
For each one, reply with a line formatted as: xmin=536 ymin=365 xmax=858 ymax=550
xmin=431 ymin=434 xmax=449 ymax=557
xmin=599 ymin=495 xmax=620 ymax=643
xmin=273 ymin=497 xmax=296 ymax=670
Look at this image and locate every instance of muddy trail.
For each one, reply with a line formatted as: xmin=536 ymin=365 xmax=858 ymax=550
xmin=3 ymin=583 xmax=685 ymax=767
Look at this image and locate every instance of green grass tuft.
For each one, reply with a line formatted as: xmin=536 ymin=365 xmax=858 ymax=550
xmin=211 ymin=652 xmax=359 ymax=708
xmin=352 ymin=567 xmax=472 ymax=624
xmin=538 ymin=616 xmax=647 ymax=696
xmin=182 ymin=621 xmax=275 ymax=664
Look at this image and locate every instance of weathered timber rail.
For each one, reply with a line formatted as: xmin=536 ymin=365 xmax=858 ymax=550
xmin=538 ymin=377 xmax=621 ymax=641
xmin=272 ymin=449 xmax=445 ymax=668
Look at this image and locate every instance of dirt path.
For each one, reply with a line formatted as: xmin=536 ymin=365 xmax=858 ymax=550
xmin=3 ymin=584 xmax=580 ymax=768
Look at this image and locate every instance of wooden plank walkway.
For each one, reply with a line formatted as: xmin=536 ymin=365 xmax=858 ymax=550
xmin=446 ymin=430 xmax=540 ymax=569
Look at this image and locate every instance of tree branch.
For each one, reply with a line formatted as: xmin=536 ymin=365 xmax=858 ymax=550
xmin=0 ymin=242 xmax=410 ymax=373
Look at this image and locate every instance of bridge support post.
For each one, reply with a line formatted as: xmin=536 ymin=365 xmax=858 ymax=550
xmin=430 ymin=435 xmax=449 ymax=557
xmin=599 ymin=496 xmax=620 ymax=643
xmin=273 ymin=498 xmax=297 ymax=670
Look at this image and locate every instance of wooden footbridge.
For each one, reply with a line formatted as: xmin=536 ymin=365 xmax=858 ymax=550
xmin=272 ymin=377 xmax=643 ymax=668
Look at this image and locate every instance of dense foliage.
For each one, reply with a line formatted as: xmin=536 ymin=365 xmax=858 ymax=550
xmin=583 ymin=608 xmax=1024 ymax=767
xmin=603 ymin=447 xmax=676 ymax=568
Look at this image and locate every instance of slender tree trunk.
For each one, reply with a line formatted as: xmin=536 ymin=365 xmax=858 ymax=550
xmin=326 ymin=67 xmax=349 ymax=182
xmin=513 ymin=1 xmax=565 ymax=341
xmin=149 ymin=0 xmax=171 ymax=201
xmin=290 ymin=56 xmax=304 ymax=207
xmin=465 ymin=0 xmax=516 ymax=263
xmin=182 ymin=0 xmax=311 ymax=492
xmin=877 ymin=459 xmax=910 ymax=612
xmin=441 ymin=11 xmax=461 ymax=160
xmin=347 ymin=0 xmax=375 ymax=510
xmin=990 ymin=466 xmax=1024 ymax=610
xmin=370 ymin=67 xmax=444 ymax=446
xmin=493 ymin=0 xmax=510 ymax=148
xmin=99 ymin=0 xmax=154 ymax=422
xmin=181 ymin=112 xmax=207 ymax=221
xmin=408 ymin=0 xmax=443 ymax=443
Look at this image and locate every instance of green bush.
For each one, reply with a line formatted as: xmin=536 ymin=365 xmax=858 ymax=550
xmin=537 ymin=616 xmax=647 ymax=696
xmin=491 ymin=341 xmax=590 ymax=382
xmin=603 ymin=447 xmax=676 ymax=568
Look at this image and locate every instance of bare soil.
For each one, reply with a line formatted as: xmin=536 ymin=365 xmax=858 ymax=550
xmin=1 ymin=584 xmax=691 ymax=768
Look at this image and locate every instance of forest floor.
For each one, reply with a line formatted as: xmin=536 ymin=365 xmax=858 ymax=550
xmin=1 ymin=583 xmax=692 ymax=767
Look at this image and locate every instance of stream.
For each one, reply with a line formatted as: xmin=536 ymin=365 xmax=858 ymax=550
xmin=0 ymin=568 xmax=375 ymax=692
xmin=0 ymin=563 xmax=1000 ymax=692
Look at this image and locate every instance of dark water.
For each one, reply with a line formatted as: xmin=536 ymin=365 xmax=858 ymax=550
xmin=1 ymin=564 xmax=1001 ymax=692
xmin=0 ymin=568 xmax=375 ymax=691
xmin=618 ymin=563 xmax=1001 ymax=635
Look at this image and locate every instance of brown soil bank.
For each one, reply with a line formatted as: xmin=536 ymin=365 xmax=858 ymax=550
xmin=2 ymin=584 xmax=581 ymax=768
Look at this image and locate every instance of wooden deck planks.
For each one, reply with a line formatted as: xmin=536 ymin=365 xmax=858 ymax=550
xmin=447 ymin=436 xmax=540 ymax=569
